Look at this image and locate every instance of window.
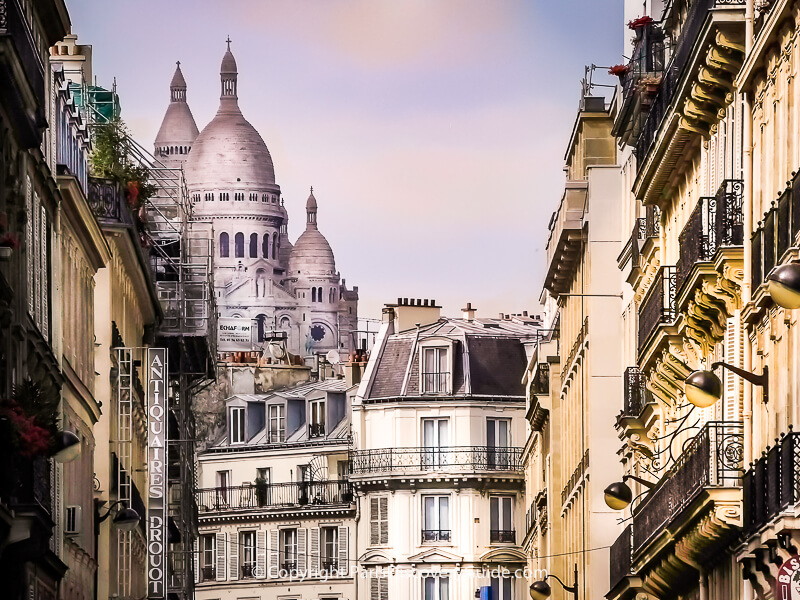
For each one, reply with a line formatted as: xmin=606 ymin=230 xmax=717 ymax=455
xmin=491 ymin=574 xmax=514 ymax=600
xmin=487 ymin=418 xmax=511 ymax=469
xmin=269 ymin=404 xmax=285 ymax=443
xmin=281 ymin=528 xmax=298 ymax=572
xmin=249 ymin=233 xmax=258 ymax=258
xmin=321 ymin=526 xmax=338 ymax=571
xmin=312 ymin=287 xmax=317 ymax=302
xmin=272 ymin=235 xmax=278 ymax=258
xmin=317 ymin=286 xmax=323 ymax=302
xmin=235 ymin=232 xmax=244 ymax=257
xmin=216 ymin=470 xmax=230 ymax=505
xmin=422 ymin=496 xmax=450 ymax=543
xmin=422 ymin=347 xmax=449 ymax=393
xmin=262 ymin=193 xmax=268 ymax=202
xmin=422 ymin=418 xmax=449 ymax=469
xmin=337 ymin=460 xmax=350 ymax=479
xmin=310 ymin=399 xmax=325 ymax=437
xmin=199 ymin=534 xmax=216 ymax=581
xmin=370 ymin=576 xmax=389 ymax=600
xmin=240 ymin=531 xmax=256 ymax=578
xmin=230 ymin=406 xmax=245 ymax=444
xmin=219 ymin=232 xmax=229 ymax=257
xmin=262 ymin=233 xmax=269 ymax=258
xmin=424 ymin=576 xmax=450 ymax=600
xmin=490 ymin=496 xmax=514 ymax=543
xmin=370 ymin=496 xmax=389 ymax=545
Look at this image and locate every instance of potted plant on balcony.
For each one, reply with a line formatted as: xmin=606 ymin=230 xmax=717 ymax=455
xmin=608 ymin=64 xmax=629 ymax=84
xmin=0 ymin=379 xmax=59 ymax=459
xmin=638 ymin=75 xmax=662 ymax=95
xmin=0 ymin=232 xmax=20 ymax=261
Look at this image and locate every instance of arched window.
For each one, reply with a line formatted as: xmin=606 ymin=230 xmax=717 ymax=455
xmin=272 ymin=235 xmax=278 ymax=259
xmin=262 ymin=234 xmax=269 ymax=259
xmin=219 ymin=233 xmax=229 ymax=257
xmin=249 ymin=233 xmax=258 ymax=258
xmin=256 ymin=314 xmax=267 ymax=342
xmin=235 ymin=233 xmax=244 ymax=258
xmin=318 ymin=287 xmax=323 ymax=302
xmin=312 ymin=287 xmax=317 ymax=303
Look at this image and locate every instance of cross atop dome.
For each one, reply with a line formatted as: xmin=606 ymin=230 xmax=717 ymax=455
xmin=226 ymin=35 xmax=232 ymax=50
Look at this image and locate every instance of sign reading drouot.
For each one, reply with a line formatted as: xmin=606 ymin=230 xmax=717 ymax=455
xmin=147 ymin=348 xmax=167 ymax=599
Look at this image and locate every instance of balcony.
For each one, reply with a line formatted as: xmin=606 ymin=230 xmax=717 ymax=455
xmin=543 ymin=182 xmax=587 ymax=295
xmin=621 ymin=366 xmax=650 ymax=419
xmin=634 ymin=0 xmax=746 ymax=205
xmin=321 ymin=559 xmax=339 ymax=572
xmin=632 ymin=421 xmax=743 ymax=555
xmin=349 ymin=446 xmax=524 ymax=476
xmin=199 ymin=565 xmax=215 ymax=582
xmin=743 ymin=430 xmax=800 ymax=537
xmin=609 ymin=524 xmax=633 ymax=592
xmin=310 ymin=423 xmax=325 ymax=438
xmin=637 ymin=265 xmax=677 ymax=354
xmin=422 ymin=529 xmax=451 ymax=543
xmin=240 ymin=564 xmax=256 ymax=579
xmin=87 ymin=177 xmax=139 ymax=230
xmin=526 ymin=362 xmax=550 ymax=432
xmin=490 ymin=529 xmax=516 ymax=544
xmin=196 ymin=480 xmax=353 ymax=514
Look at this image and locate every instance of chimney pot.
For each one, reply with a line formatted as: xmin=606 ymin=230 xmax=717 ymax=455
xmin=423 ymin=299 xmax=428 ymax=307
xmin=523 ymin=310 xmax=528 ymax=317
xmin=397 ymin=297 xmax=402 ymax=305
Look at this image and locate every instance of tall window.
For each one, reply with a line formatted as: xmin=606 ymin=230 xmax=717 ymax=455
xmin=249 ymin=233 xmax=258 ymax=258
xmin=262 ymin=233 xmax=269 ymax=258
xmin=240 ymin=531 xmax=256 ymax=578
xmin=490 ymin=496 xmax=514 ymax=543
xmin=487 ymin=418 xmax=511 ymax=469
xmin=269 ymin=404 xmax=285 ymax=442
xmin=321 ymin=526 xmax=338 ymax=570
xmin=272 ymin=235 xmax=278 ymax=258
xmin=312 ymin=287 xmax=317 ymax=302
xmin=422 ymin=496 xmax=450 ymax=542
xmin=317 ymin=286 xmax=323 ymax=302
xmin=422 ymin=347 xmax=449 ymax=393
xmin=235 ymin=232 xmax=244 ymax=257
xmin=230 ymin=406 xmax=245 ymax=444
xmin=491 ymin=575 xmax=513 ymax=600
xmin=369 ymin=496 xmax=389 ymax=545
xmin=281 ymin=528 xmax=298 ymax=572
xmin=424 ymin=576 xmax=450 ymax=600
xmin=215 ymin=470 xmax=230 ymax=505
xmin=310 ymin=399 xmax=325 ymax=437
xmin=219 ymin=232 xmax=229 ymax=257
xmin=422 ymin=418 xmax=449 ymax=469
xmin=370 ymin=576 xmax=389 ymax=600
xmin=199 ymin=533 xmax=216 ymax=581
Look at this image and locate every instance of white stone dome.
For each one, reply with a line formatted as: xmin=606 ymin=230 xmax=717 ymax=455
xmin=288 ymin=190 xmax=336 ymax=275
xmin=154 ymin=62 xmax=199 ymax=148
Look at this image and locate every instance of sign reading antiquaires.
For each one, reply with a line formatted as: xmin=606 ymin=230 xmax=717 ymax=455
xmin=147 ymin=348 xmax=168 ymax=599
xmin=776 ymin=555 xmax=800 ymax=599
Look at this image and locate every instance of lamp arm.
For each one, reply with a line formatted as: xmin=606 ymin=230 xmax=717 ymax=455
xmin=546 ymin=564 xmax=579 ymax=595
xmin=623 ymin=474 xmax=656 ymax=489
xmin=711 ymin=362 xmax=767 ymax=387
xmin=97 ymin=500 xmax=127 ymax=523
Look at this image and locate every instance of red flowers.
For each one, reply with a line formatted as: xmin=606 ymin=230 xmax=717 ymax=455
xmin=609 ymin=64 xmax=629 ymax=76
xmin=1 ymin=402 xmax=52 ymax=457
xmin=628 ymin=16 xmax=654 ymax=29
xmin=0 ymin=232 xmax=20 ymax=249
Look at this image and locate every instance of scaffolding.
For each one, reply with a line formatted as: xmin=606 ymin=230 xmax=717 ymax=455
xmin=81 ymin=81 xmax=216 ymax=600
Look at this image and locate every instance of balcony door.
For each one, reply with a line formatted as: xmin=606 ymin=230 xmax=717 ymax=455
xmin=423 ymin=496 xmax=450 ymax=543
xmin=490 ymin=496 xmax=514 ymax=544
xmin=487 ymin=418 xmax=510 ymax=469
xmin=422 ymin=418 xmax=449 ymax=469
xmin=216 ymin=470 xmax=230 ymax=507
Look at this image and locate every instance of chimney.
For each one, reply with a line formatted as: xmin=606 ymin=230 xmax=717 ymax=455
xmin=461 ymin=302 xmax=476 ymax=321
xmin=344 ymin=361 xmax=362 ymax=387
xmin=387 ymin=297 xmax=441 ymax=332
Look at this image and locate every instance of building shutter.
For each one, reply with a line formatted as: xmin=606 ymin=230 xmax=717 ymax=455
xmin=370 ymin=496 xmax=380 ymax=545
xmin=256 ymin=530 xmax=267 ymax=579
xmin=338 ymin=526 xmax=348 ymax=576
xmin=40 ymin=206 xmax=48 ymax=340
xmin=26 ymin=176 xmax=33 ymax=316
xmin=193 ymin=538 xmax=200 ymax=583
xmin=269 ymin=530 xmax=279 ymax=578
xmin=310 ymin=528 xmax=320 ymax=573
xmin=297 ymin=528 xmax=307 ymax=572
xmin=215 ymin=532 xmax=226 ymax=581
xmin=724 ymin=313 xmax=744 ymax=421
xmin=380 ymin=576 xmax=389 ymax=600
xmin=229 ymin=530 xmax=239 ymax=580
xmin=379 ymin=496 xmax=389 ymax=544
xmin=370 ymin=576 xmax=379 ymax=600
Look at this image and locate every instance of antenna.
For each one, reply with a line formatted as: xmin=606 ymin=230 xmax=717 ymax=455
xmin=326 ymin=350 xmax=341 ymax=365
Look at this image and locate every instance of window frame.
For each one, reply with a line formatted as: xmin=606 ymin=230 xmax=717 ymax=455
xmin=422 ymin=494 xmax=451 ymax=543
xmin=268 ymin=403 xmax=285 ymax=443
xmin=418 ymin=338 xmax=455 ymax=395
xmin=281 ymin=528 xmax=298 ymax=572
xmin=320 ymin=526 xmax=338 ymax=570
xmin=423 ymin=575 xmax=450 ymax=600
xmin=490 ymin=495 xmax=515 ymax=544
xmin=229 ymin=406 xmax=246 ymax=445
xmin=240 ymin=530 xmax=257 ymax=578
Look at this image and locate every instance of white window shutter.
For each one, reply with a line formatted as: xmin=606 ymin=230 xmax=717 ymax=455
xmin=370 ymin=496 xmax=379 ymax=545
xmin=193 ymin=538 xmax=199 ymax=583
xmin=370 ymin=576 xmax=379 ymax=600
xmin=379 ymin=496 xmax=389 ymax=544
xmin=297 ymin=528 xmax=307 ymax=572
xmin=310 ymin=528 xmax=320 ymax=572
xmin=724 ymin=313 xmax=743 ymax=421
xmin=256 ymin=530 xmax=267 ymax=579
xmin=338 ymin=525 xmax=348 ymax=576
xmin=269 ymin=530 xmax=279 ymax=578
xmin=380 ymin=576 xmax=389 ymax=600
xmin=215 ymin=532 xmax=226 ymax=581
xmin=229 ymin=531 xmax=239 ymax=580
xmin=26 ymin=176 xmax=33 ymax=316
xmin=40 ymin=206 xmax=48 ymax=340
xmin=33 ymin=193 xmax=41 ymax=323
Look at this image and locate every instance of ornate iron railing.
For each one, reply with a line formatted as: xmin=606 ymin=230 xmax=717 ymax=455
xmin=609 ymin=524 xmax=633 ymax=590
xmin=621 ymin=23 xmax=666 ymax=102
xmin=87 ymin=177 xmax=137 ymax=227
xmin=350 ymin=446 xmax=524 ymax=474
xmin=623 ymin=366 xmax=649 ymax=417
xmin=422 ymin=529 xmax=451 ymax=543
xmin=310 ymin=423 xmax=325 ymax=438
xmin=715 ymin=179 xmax=745 ymax=247
xmin=199 ymin=566 xmax=215 ymax=582
xmin=531 ymin=363 xmax=549 ymax=396
xmin=632 ymin=421 xmax=744 ymax=553
xmin=196 ymin=480 xmax=353 ymax=512
xmin=743 ymin=430 xmax=800 ymax=536
xmin=677 ymin=196 xmax=716 ymax=291
xmin=637 ymin=266 xmax=677 ymax=353
xmin=490 ymin=530 xmax=516 ymax=544
xmin=752 ymin=171 xmax=800 ymax=291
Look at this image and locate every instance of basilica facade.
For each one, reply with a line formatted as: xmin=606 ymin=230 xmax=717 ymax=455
xmin=154 ymin=43 xmax=358 ymax=358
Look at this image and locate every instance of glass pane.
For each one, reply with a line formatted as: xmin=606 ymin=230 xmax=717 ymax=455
xmin=490 ymin=497 xmax=498 ymax=530
xmin=440 ymin=577 xmax=449 ymax=600
xmin=487 ymin=419 xmax=496 ymax=448
xmin=439 ymin=497 xmax=449 ymax=530
xmin=503 ymin=577 xmax=511 ymax=600
xmin=438 ymin=420 xmax=448 ymax=448
xmin=491 ymin=578 xmax=499 ymax=599
xmin=424 ymin=577 xmax=435 ymax=600
xmin=498 ymin=420 xmax=509 ymax=447
xmin=425 ymin=497 xmax=435 ymax=529
xmin=502 ymin=497 xmax=512 ymax=530
xmin=424 ymin=420 xmax=435 ymax=447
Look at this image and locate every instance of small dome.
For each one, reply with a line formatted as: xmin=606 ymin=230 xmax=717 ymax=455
xmin=221 ymin=49 xmax=237 ymax=74
xmin=170 ymin=62 xmax=187 ymax=88
xmin=155 ymin=62 xmax=199 ymax=147
xmin=288 ymin=229 xmax=335 ymax=276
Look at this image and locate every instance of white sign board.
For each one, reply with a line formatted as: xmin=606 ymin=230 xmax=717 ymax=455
xmin=147 ymin=348 xmax=167 ymax=599
xmin=218 ymin=317 xmax=253 ymax=351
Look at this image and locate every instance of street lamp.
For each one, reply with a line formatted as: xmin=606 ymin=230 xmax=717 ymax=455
xmin=97 ymin=500 xmax=140 ymax=532
xmin=684 ymin=362 xmax=768 ymax=407
xmin=530 ymin=564 xmax=578 ymax=599
xmin=767 ymin=263 xmax=800 ymax=309
xmin=603 ymin=475 xmax=656 ymax=510
xmin=52 ymin=430 xmax=81 ymax=463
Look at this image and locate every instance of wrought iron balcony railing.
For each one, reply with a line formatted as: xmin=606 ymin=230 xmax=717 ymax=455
xmin=240 ymin=564 xmax=256 ymax=579
xmin=422 ymin=529 xmax=451 ymax=543
xmin=199 ymin=566 xmax=215 ymax=582
xmin=622 ymin=366 xmax=650 ymax=418
xmin=743 ymin=430 xmax=800 ymax=536
xmin=349 ymin=446 xmax=524 ymax=475
xmin=621 ymin=23 xmax=666 ymax=102
xmin=530 ymin=363 xmax=549 ymax=396
xmin=321 ymin=559 xmax=339 ymax=572
xmin=490 ymin=529 xmax=516 ymax=544
xmin=196 ymin=480 xmax=353 ymax=513
xmin=281 ymin=561 xmax=297 ymax=573
xmin=87 ymin=177 xmax=138 ymax=229
xmin=310 ymin=423 xmax=325 ymax=438
xmin=632 ymin=421 xmax=744 ymax=554
xmin=609 ymin=524 xmax=633 ymax=590
xmin=637 ymin=265 xmax=677 ymax=353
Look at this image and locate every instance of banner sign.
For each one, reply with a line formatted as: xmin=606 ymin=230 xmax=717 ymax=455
xmin=147 ymin=348 xmax=167 ymax=599
xmin=218 ymin=317 xmax=253 ymax=351
xmin=776 ymin=554 xmax=800 ymax=599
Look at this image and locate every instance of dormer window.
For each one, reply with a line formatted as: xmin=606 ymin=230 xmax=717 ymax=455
xmin=310 ymin=399 xmax=325 ymax=437
xmin=422 ymin=347 xmax=449 ymax=394
xmin=230 ymin=406 xmax=245 ymax=444
xmin=269 ymin=404 xmax=285 ymax=443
